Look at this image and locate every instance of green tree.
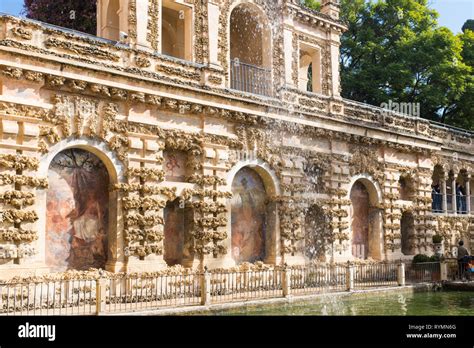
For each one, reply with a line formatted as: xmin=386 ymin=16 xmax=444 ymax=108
xmin=22 ymin=0 xmax=96 ymax=35
xmin=462 ymin=19 xmax=474 ymax=33
xmin=303 ymin=0 xmax=321 ymax=11
xmin=444 ymin=29 xmax=474 ymax=129
xmin=339 ymin=0 xmax=471 ymax=127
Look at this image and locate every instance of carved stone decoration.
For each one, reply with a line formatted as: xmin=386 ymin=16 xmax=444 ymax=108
xmin=349 ymin=145 xmax=385 ymax=184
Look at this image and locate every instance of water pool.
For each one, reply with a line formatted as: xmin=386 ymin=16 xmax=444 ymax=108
xmin=211 ymin=291 xmax=474 ymax=316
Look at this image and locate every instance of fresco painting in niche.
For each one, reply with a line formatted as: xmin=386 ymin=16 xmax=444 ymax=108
xmin=350 ymin=181 xmax=369 ymax=259
xmin=46 ymin=149 xmax=109 ymax=271
xmin=164 ymin=200 xmax=185 ymax=266
xmin=164 ymin=199 xmax=194 ymax=267
xmin=231 ymin=167 xmax=267 ymax=263
xmin=164 ymin=150 xmax=188 ymax=181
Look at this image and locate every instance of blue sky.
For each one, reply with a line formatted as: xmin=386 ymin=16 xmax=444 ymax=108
xmin=0 ymin=0 xmax=472 ymax=33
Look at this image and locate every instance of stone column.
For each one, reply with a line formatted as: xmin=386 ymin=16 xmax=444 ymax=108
xmin=466 ymin=174 xmax=471 ymax=214
xmin=282 ymin=265 xmax=291 ymax=297
xmin=440 ymin=261 xmax=448 ymax=281
xmin=346 ymin=262 xmax=354 ymax=291
xmin=200 ymin=268 xmax=211 ymax=306
xmin=452 ymin=174 xmax=458 ymax=214
xmin=397 ymin=262 xmax=406 ymax=286
xmin=95 ymin=278 xmax=107 ymax=315
xmin=441 ymin=178 xmax=447 ymax=214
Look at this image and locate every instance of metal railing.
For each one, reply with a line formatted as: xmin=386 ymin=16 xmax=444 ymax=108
xmin=0 ymin=279 xmax=97 ymax=316
xmin=431 ymin=193 xmax=472 ymax=215
xmin=445 ymin=258 xmax=474 ymax=281
xmin=405 ymin=262 xmax=441 ymax=284
xmin=353 ymin=262 xmax=399 ymax=289
xmin=1 ymin=261 xmax=447 ymax=315
xmin=456 ymin=196 xmax=468 ymax=214
xmin=289 ymin=264 xmax=346 ymax=295
xmin=104 ymin=272 xmax=201 ymax=313
xmin=230 ymin=59 xmax=272 ymax=97
xmin=209 ymin=268 xmax=282 ymax=303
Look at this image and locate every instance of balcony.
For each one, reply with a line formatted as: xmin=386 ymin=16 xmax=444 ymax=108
xmin=432 ymin=193 xmax=471 ymax=215
xmin=230 ymin=59 xmax=272 ymax=97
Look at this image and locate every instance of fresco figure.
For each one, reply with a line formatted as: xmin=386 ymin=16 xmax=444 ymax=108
xmin=164 ymin=150 xmax=188 ymax=181
xmin=231 ymin=167 xmax=267 ymax=263
xmin=46 ymin=149 xmax=109 ymax=271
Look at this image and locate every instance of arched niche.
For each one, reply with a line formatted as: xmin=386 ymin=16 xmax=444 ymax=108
xmin=38 ymin=138 xmax=125 ymax=273
xmin=229 ymin=162 xmax=279 ymax=265
xmin=229 ymin=2 xmax=271 ymax=68
xmin=401 ymin=212 xmax=416 ymax=255
xmin=229 ymin=2 xmax=272 ymax=96
xmin=163 ymin=198 xmax=195 ymax=267
xmin=349 ymin=176 xmax=383 ymax=260
xmin=45 ymin=148 xmax=112 ymax=271
xmin=299 ymin=44 xmax=322 ymax=93
xmin=97 ymin=0 xmax=126 ymax=41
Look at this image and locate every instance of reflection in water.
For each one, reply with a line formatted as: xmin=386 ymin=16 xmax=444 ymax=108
xmin=212 ymin=291 xmax=474 ymax=316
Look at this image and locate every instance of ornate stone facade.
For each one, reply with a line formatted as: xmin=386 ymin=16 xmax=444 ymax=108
xmin=0 ymin=0 xmax=472 ymax=278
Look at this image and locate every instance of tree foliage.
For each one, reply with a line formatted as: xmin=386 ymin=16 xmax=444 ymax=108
xmin=339 ymin=0 xmax=472 ymax=128
xmin=22 ymin=0 xmax=96 ymax=35
xmin=462 ymin=19 xmax=474 ymax=33
xmin=302 ymin=0 xmax=321 ymax=11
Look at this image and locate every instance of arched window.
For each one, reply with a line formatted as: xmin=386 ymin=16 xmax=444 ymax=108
xmin=431 ymin=165 xmax=444 ymax=213
xmin=46 ymin=148 xmax=110 ymax=271
xmin=456 ymin=170 xmax=468 ymax=214
xmin=229 ymin=3 xmax=272 ymax=96
xmin=401 ymin=212 xmax=415 ymax=255
xmin=299 ymin=45 xmax=322 ymax=93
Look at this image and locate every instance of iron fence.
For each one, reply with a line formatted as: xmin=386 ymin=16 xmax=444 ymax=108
xmin=405 ymin=262 xmax=441 ymax=284
xmin=1 ymin=261 xmax=449 ymax=315
xmin=104 ymin=272 xmax=201 ymax=313
xmin=230 ymin=59 xmax=272 ymax=97
xmin=353 ymin=262 xmax=398 ymax=289
xmin=0 ymin=279 xmax=97 ymax=315
xmin=289 ymin=264 xmax=346 ymax=295
xmin=209 ymin=268 xmax=282 ymax=303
